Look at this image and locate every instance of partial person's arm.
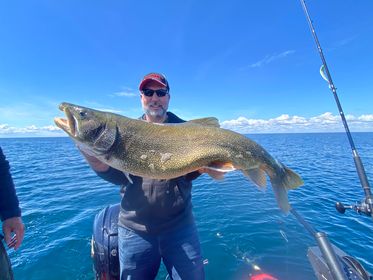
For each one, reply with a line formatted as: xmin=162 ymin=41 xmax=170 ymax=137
xmin=184 ymin=168 xmax=226 ymax=182
xmin=79 ymin=148 xmax=223 ymax=183
xmin=0 ymin=147 xmax=25 ymax=250
xmin=80 ymin=150 xmax=110 ymax=172
xmin=79 ymin=149 xmax=130 ymax=185
xmin=197 ymin=168 xmax=226 ymax=180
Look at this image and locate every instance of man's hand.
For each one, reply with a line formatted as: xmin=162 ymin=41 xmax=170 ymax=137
xmin=198 ymin=167 xmax=226 ymax=180
xmin=2 ymin=217 xmax=25 ymax=250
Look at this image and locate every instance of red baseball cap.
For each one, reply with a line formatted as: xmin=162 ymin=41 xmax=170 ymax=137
xmin=139 ymin=73 xmax=170 ymax=91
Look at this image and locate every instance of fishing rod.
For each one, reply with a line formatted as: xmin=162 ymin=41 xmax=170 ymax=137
xmin=300 ymin=0 xmax=373 ymax=220
xmin=285 ymin=2 xmax=373 ymax=279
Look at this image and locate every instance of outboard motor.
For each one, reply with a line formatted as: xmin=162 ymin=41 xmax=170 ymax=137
xmin=91 ymin=204 xmax=120 ymax=280
xmin=308 ymin=245 xmax=372 ymax=280
xmin=0 ymin=234 xmax=14 ymax=280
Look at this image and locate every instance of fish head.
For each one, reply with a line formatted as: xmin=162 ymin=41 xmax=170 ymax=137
xmin=54 ymin=102 xmax=118 ymax=154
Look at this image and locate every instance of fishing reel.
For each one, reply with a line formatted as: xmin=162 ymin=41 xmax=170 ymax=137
xmin=335 ymin=199 xmax=373 ymax=217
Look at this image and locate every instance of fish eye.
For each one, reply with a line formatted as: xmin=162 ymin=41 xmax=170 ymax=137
xmin=79 ymin=110 xmax=87 ymax=117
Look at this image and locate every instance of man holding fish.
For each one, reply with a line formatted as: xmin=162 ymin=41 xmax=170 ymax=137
xmin=55 ymin=73 xmax=303 ymax=280
xmin=80 ymin=73 xmax=208 ymax=280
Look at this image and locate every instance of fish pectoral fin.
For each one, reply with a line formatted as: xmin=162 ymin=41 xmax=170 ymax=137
xmin=186 ymin=117 xmax=220 ymax=127
xmin=242 ymin=168 xmax=267 ymax=189
xmin=76 ymin=142 xmax=96 ymax=156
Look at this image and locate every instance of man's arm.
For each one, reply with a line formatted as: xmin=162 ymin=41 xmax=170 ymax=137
xmin=79 ymin=149 xmax=130 ymax=185
xmin=0 ymin=147 xmax=25 ymax=250
xmin=184 ymin=168 xmax=226 ymax=182
xmin=79 ymin=148 xmax=223 ymax=183
xmin=197 ymin=168 xmax=226 ymax=180
xmin=80 ymin=150 xmax=110 ymax=172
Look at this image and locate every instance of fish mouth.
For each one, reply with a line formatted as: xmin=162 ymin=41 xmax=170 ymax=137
xmin=54 ymin=104 xmax=77 ymax=137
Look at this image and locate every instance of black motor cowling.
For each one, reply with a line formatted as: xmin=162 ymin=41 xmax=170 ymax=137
xmin=0 ymin=234 xmax=14 ymax=280
xmin=91 ymin=204 xmax=120 ymax=280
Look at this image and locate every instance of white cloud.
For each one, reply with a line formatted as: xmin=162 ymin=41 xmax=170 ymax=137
xmin=249 ymin=50 xmax=296 ymax=68
xmin=327 ymin=35 xmax=358 ymax=51
xmin=0 ymin=124 xmax=65 ymax=137
xmin=2 ymin=112 xmax=373 ymax=137
xmin=111 ymin=87 xmax=137 ymax=97
xmin=220 ymin=113 xmax=373 ymax=133
xmin=112 ymin=91 xmax=137 ymax=97
xmin=93 ymin=108 xmax=124 ymax=114
xmin=359 ymin=115 xmax=373 ymax=121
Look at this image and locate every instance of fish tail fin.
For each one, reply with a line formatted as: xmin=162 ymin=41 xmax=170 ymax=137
xmin=270 ymin=166 xmax=304 ymax=213
xmin=282 ymin=166 xmax=304 ymax=190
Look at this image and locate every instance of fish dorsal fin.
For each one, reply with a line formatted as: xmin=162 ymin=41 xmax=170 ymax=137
xmin=242 ymin=168 xmax=267 ymax=189
xmin=186 ymin=117 xmax=220 ymax=127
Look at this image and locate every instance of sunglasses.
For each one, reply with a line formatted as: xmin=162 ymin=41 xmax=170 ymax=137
xmin=141 ymin=89 xmax=169 ymax=97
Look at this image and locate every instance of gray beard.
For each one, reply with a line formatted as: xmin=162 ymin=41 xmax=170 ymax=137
xmin=143 ymin=106 xmax=167 ymax=118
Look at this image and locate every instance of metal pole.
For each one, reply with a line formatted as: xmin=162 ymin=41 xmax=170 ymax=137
xmin=290 ymin=209 xmax=346 ymax=280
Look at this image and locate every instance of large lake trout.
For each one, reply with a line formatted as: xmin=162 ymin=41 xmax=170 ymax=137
xmin=55 ymin=102 xmax=303 ymax=212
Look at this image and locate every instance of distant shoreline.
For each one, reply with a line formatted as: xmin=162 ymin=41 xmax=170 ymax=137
xmin=1 ymin=131 xmax=373 ymax=140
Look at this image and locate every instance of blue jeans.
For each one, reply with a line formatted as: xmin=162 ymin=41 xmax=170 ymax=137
xmin=118 ymin=223 xmax=205 ymax=280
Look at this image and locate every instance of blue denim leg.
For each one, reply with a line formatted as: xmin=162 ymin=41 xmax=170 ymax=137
xmin=159 ymin=223 xmax=205 ymax=280
xmin=118 ymin=226 xmax=161 ymax=280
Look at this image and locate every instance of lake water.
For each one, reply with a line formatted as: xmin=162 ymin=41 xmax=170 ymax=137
xmin=1 ymin=133 xmax=372 ymax=279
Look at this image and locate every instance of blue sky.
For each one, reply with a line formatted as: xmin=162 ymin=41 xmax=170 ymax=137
xmin=1 ymin=0 xmax=373 ymax=137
